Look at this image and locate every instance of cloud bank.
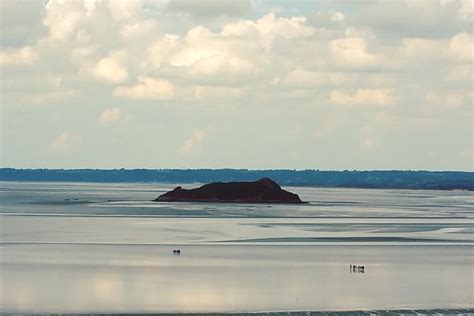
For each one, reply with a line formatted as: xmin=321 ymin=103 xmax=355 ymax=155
xmin=1 ymin=0 xmax=472 ymax=170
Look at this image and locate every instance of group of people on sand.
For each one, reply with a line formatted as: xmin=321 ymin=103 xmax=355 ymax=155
xmin=350 ymin=264 xmax=365 ymax=273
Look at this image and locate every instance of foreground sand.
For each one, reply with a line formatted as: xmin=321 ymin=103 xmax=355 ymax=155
xmin=1 ymin=241 xmax=473 ymax=313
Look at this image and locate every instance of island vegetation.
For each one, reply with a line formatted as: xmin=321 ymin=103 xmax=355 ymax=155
xmin=155 ymin=178 xmax=303 ymax=203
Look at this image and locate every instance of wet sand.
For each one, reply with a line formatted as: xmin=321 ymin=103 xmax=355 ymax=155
xmin=1 ymin=182 xmax=473 ymax=313
xmin=1 ymin=243 xmax=473 ymax=313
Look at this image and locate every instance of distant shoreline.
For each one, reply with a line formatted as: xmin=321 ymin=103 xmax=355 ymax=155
xmin=2 ymin=309 xmax=473 ymax=315
xmin=1 ymin=168 xmax=472 ymax=191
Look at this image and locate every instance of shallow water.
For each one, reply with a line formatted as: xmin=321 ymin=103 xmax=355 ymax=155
xmin=2 ymin=244 xmax=473 ymax=313
xmin=0 ymin=182 xmax=473 ymax=313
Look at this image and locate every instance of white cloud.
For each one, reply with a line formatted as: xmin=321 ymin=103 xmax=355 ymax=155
xmin=49 ymin=131 xmax=82 ymax=153
xmin=279 ymin=69 xmax=355 ymax=88
xmin=439 ymin=0 xmax=455 ymax=6
xmin=449 ymin=32 xmax=474 ymax=61
xmin=83 ymin=0 xmax=99 ymax=16
xmin=0 ymin=47 xmax=37 ymax=65
xmin=146 ymin=34 xmax=180 ymax=68
xmin=43 ymin=0 xmax=84 ymax=41
xmin=22 ymin=90 xmax=76 ymax=105
xmin=107 ymin=0 xmax=143 ymax=22
xmin=90 ymin=51 xmax=129 ymax=83
xmin=220 ymin=13 xmax=314 ymax=42
xmin=400 ymin=33 xmax=473 ymax=63
xmin=401 ymin=38 xmax=445 ymax=59
xmin=98 ymin=108 xmax=122 ymax=126
xmin=425 ymin=91 xmax=470 ymax=108
xmin=192 ymin=85 xmax=244 ymax=100
xmin=114 ymin=76 xmax=175 ymax=100
xmin=149 ymin=26 xmax=258 ymax=78
xmin=119 ymin=19 xmax=157 ymax=40
xmin=329 ymin=89 xmax=394 ymax=107
xmin=139 ymin=12 xmax=316 ymax=88
xmin=459 ymin=0 xmax=474 ymax=21
xmin=179 ymin=126 xmax=215 ymax=155
xmin=0 ymin=1 xmax=472 ymax=170
xmin=329 ymin=37 xmax=377 ymax=66
xmin=191 ymin=54 xmax=255 ymax=76
xmin=330 ymin=11 xmax=345 ymax=22
xmin=71 ymin=46 xmax=97 ymax=64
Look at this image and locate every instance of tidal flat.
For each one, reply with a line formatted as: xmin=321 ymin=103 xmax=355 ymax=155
xmin=0 ymin=182 xmax=473 ymax=313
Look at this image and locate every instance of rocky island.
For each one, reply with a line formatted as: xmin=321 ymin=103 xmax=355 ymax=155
xmin=154 ymin=178 xmax=304 ymax=203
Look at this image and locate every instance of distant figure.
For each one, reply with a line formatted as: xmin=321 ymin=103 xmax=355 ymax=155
xmin=172 ymin=249 xmax=181 ymax=255
xmin=350 ymin=264 xmax=367 ymax=273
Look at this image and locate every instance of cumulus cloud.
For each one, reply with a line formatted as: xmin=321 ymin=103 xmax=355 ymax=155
xmin=399 ymin=33 xmax=473 ymax=64
xmin=89 ymin=51 xmax=129 ymax=83
xmin=449 ymin=32 xmax=474 ymax=61
xmin=329 ymin=37 xmax=377 ymax=67
xmin=179 ymin=126 xmax=215 ymax=155
xmin=401 ymin=38 xmax=445 ymax=59
xmin=119 ymin=19 xmax=157 ymax=40
xmin=114 ymin=76 xmax=175 ymax=100
xmin=0 ymin=47 xmax=37 ymax=65
xmin=1 ymin=0 xmax=472 ymax=170
xmin=146 ymin=34 xmax=180 ymax=69
xmin=220 ymin=13 xmax=314 ymax=40
xmin=459 ymin=0 xmax=474 ymax=21
xmin=329 ymin=89 xmax=394 ymax=107
xmin=49 ymin=131 xmax=82 ymax=153
xmin=43 ymin=0 xmax=85 ymax=41
xmin=192 ymin=85 xmax=245 ymax=101
xmin=144 ymin=12 xmax=314 ymax=84
xmin=163 ymin=26 xmax=257 ymax=77
xmin=107 ymin=0 xmax=144 ymax=22
xmin=98 ymin=108 xmax=121 ymax=126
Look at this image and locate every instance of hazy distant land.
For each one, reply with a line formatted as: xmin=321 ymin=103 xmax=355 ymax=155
xmin=0 ymin=168 xmax=472 ymax=190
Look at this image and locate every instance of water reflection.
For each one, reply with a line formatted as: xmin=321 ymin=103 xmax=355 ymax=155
xmin=1 ymin=244 xmax=472 ymax=312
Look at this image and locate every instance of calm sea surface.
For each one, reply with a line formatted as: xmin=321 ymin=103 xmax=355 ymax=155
xmin=1 ymin=182 xmax=473 ymax=313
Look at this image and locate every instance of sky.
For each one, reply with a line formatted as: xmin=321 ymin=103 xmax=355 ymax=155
xmin=0 ymin=0 xmax=472 ymax=170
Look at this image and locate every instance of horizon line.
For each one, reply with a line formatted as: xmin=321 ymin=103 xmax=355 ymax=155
xmin=1 ymin=167 xmax=472 ymax=173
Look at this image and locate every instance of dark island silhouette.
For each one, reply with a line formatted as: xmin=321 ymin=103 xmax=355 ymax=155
xmin=154 ymin=178 xmax=304 ymax=203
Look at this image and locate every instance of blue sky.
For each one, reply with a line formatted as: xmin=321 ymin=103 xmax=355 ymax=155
xmin=0 ymin=0 xmax=472 ymax=170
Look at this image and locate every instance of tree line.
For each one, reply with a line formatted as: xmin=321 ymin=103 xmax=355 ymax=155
xmin=1 ymin=168 xmax=472 ymax=190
